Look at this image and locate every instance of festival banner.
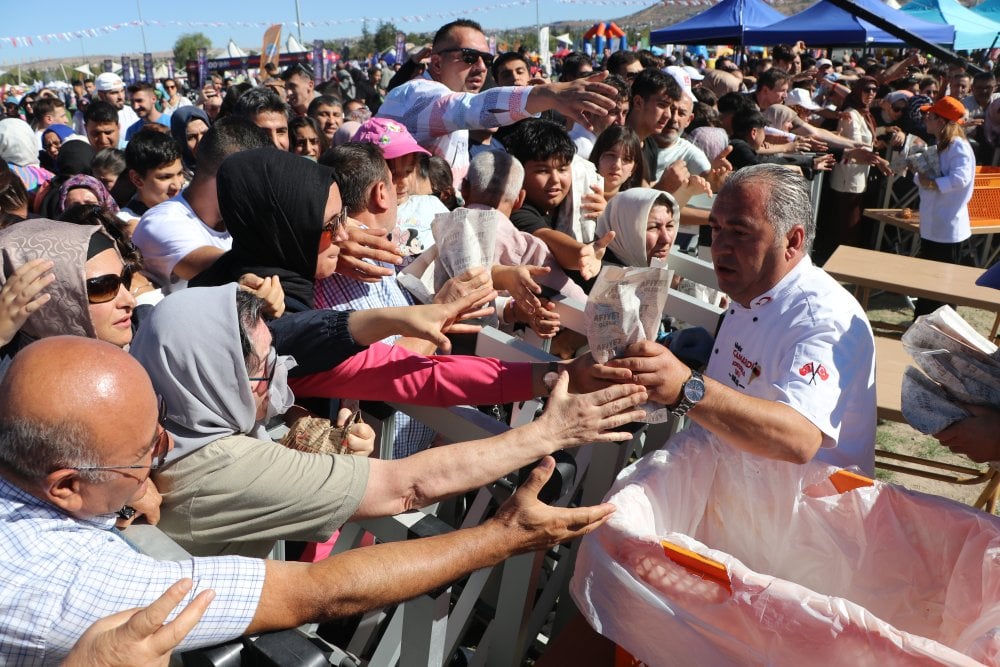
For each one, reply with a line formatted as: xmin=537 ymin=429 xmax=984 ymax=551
xmin=260 ymin=24 xmax=282 ymax=72
xmin=143 ymin=52 xmax=154 ymax=83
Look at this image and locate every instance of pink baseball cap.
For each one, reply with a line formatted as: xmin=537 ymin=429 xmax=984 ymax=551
xmin=351 ymin=118 xmax=430 ymax=159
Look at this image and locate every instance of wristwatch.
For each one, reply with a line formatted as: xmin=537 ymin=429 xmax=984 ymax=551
xmin=116 ymin=505 xmax=137 ymax=521
xmin=671 ymin=370 xmax=705 ymax=418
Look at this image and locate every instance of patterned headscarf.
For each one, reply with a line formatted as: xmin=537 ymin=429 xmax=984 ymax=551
xmin=58 ymin=174 xmax=120 ymax=215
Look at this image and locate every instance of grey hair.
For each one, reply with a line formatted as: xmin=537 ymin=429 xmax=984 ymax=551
xmin=0 ymin=419 xmax=111 ymax=483
xmin=465 ymin=151 xmax=524 ymax=208
xmin=235 ymin=290 xmax=267 ymax=374
xmin=721 ymin=163 xmax=815 ymax=253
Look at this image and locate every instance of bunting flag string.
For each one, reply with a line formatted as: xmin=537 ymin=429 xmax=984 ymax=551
xmin=0 ymin=1 xmax=534 ymax=49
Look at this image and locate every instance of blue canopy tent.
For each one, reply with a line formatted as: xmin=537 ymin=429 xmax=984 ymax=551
xmin=901 ymin=0 xmax=1000 ymax=51
xmin=743 ymin=0 xmax=955 ymax=45
xmin=649 ymin=0 xmax=786 ymax=45
xmin=972 ymin=0 xmax=1000 ymax=28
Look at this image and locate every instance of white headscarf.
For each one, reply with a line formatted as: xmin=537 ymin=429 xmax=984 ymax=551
xmin=130 ymin=284 xmax=295 ymax=462
xmin=0 ymin=118 xmax=40 ymax=167
xmin=596 ymin=188 xmax=679 ymax=268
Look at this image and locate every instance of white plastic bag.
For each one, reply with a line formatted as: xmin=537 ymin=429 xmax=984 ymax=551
xmin=571 ymin=428 xmax=1000 ymax=666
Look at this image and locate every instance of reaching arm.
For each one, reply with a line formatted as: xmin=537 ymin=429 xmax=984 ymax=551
xmin=172 ymin=247 xmax=226 ymax=281
xmin=352 ymin=372 xmax=646 ymax=518
xmin=601 ymin=341 xmax=823 ymax=464
xmin=247 ymin=457 xmax=615 ymax=633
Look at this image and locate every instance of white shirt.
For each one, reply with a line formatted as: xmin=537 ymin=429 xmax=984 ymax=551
xmin=0 ymin=475 xmax=264 ymax=665
xmin=133 ymin=192 xmax=232 ymax=292
xmin=652 ymin=137 xmax=712 ymax=181
xmin=915 ymin=138 xmax=975 ymax=244
xmin=569 ymin=123 xmax=596 ymax=160
xmin=705 ymin=257 xmax=877 ymax=474
xmin=117 ymin=105 xmax=140 ymax=145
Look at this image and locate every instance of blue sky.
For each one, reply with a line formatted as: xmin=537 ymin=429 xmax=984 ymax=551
xmin=0 ymin=0 xmax=646 ymax=66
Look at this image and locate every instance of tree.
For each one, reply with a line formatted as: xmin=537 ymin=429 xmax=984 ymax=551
xmin=173 ymin=33 xmax=213 ymax=70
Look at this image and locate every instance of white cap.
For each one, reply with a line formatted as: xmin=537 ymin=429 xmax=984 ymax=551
xmin=682 ymin=65 xmax=705 ymax=81
xmin=663 ymin=65 xmax=692 ymax=94
xmin=816 ymin=58 xmax=833 ymax=69
xmin=785 ymin=88 xmax=820 ymax=110
xmin=94 ymin=72 xmax=124 ymax=92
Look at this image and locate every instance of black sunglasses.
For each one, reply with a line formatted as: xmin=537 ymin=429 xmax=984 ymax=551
xmin=861 ymin=87 xmax=878 ymax=93
xmin=891 ymin=104 xmax=907 ymax=112
xmin=86 ymin=265 xmax=134 ymax=304
xmin=436 ymin=47 xmax=494 ymax=68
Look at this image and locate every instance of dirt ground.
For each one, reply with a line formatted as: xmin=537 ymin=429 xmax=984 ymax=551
xmin=866 ymin=291 xmax=996 ymax=510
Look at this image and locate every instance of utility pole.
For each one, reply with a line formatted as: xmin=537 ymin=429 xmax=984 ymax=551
xmin=295 ymin=0 xmax=304 ymax=45
xmin=136 ymin=0 xmax=149 ymax=52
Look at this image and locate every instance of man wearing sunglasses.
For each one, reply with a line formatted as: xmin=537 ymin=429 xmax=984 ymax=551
xmin=378 ymin=18 xmax=619 ymax=186
xmin=0 ymin=336 xmax=636 ymax=663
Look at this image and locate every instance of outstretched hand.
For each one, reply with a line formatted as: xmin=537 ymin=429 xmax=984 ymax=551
xmin=335 ymin=226 xmax=403 ymax=283
xmin=539 ymin=71 xmax=618 ymax=131
xmin=534 ymin=371 xmax=646 ymax=449
xmin=492 ymin=264 xmax=548 ymax=312
xmin=0 ymin=258 xmax=54 ymax=347
xmin=395 ymin=284 xmax=498 ymax=352
xmin=63 ymin=579 xmax=215 ymax=667
xmin=596 ymin=340 xmax=689 ymax=406
xmin=578 ymin=231 xmax=614 ymax=280
xmin=492 ymin=456 xmax=616 ymax=555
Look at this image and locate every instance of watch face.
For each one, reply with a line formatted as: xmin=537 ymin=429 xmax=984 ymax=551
xmin=685 ymin=376 xmax=706 ymax=403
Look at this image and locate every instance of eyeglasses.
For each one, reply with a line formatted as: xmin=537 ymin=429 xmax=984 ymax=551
xmin=248 ymin=348 xmax=277 ymax=385
xmin=74 ymin=397 xmax=169 ymax=472
xmin=861 ymin=87 xmax=878 ymax=93
xmin=86 ymin=265 xmax=134 ymax=304
xmin=318 ymin=207 xmax=348 ymax=252
xmin=435 ymin=47 xmax=494 ymax=68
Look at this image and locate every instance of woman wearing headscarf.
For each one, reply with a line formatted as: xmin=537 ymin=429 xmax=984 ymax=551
xmin=190 ymin=148 xmax=603 ymax=420
xmin=0 ymin=219 xmax=137 ymax=359
xmin=132 ymin=284 xmax=644 ymax=557
xmin=57 ymin=174 xmax=120 ymax=215
xmin=39 ymin=123 xmax=80 ymax=170
xmin=169 ymin=106 xmax=210 ymax=177
xmin=0 ymin=118 xmax=54 ymax=198
xmin=33 ymin=139 xmax=96 ymax=218
xmin=595 ymin=188 xmax=679 ymax=268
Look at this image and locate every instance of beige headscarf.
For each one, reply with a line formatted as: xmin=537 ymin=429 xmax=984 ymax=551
xmin=0 ymin=219 xmax=119 ymax=345
xmin=596 ymin=188 xmax=679 ymax=268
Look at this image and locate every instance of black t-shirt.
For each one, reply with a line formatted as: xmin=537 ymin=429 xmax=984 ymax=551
xmin=642 ymin=136 xmax=659 ymax=182
xmin=509 ymin=200 xmax=556 ymax=235
xmin=728 ymin=139 xmax=761 ymax=171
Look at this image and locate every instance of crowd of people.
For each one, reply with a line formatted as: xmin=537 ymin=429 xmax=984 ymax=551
xmin=0 ymin=17 xmax=997 ymax=663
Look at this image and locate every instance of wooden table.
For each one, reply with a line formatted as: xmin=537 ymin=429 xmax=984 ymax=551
xmin=864 ymin=208 xmax=1000 ymax=267
xmin=824 ymin=245 xmax=1000 ymax=339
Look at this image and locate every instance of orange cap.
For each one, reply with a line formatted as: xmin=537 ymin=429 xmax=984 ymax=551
xmin=919 ymin=96 xmax=966 ymax=123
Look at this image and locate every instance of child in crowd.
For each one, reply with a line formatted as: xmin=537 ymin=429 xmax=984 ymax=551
xmin=506 ymin=118 xmax=613 ymax=283
xmin=118 ymin=128 xmax=185 ymax=233
xmin=590 ymin=125 xmax=644 ymax=202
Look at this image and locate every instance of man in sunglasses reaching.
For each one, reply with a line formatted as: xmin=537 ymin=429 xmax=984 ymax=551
xmin=377 ymin=18 xmax=620 ymax=187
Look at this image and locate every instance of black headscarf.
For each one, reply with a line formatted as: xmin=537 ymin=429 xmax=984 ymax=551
xmin=170 ymin=106 xmax=211 ymax=171
xmin=55 ymin=140 xmax=95 ymax=178
xmin=190 ymin=147 xmax=334 ymax=309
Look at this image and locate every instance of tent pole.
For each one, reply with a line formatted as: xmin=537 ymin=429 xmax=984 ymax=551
xmin=824 ymin=0 xmax=986 ymax=73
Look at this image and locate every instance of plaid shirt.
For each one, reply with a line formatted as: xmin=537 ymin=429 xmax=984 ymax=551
xmin=314 ymin=268 xmax=434 ymax=458
xmin=0 ymin=476 xmax=265 ymax=665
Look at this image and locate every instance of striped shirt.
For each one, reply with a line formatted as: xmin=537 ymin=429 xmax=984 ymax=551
xmin=377 ymin=77 xmax=534 ymax=185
